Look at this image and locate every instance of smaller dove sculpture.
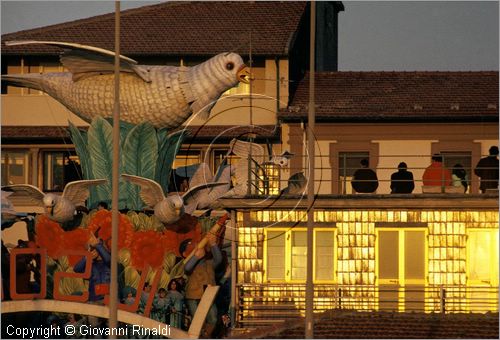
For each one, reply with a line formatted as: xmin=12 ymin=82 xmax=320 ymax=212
xmin=176 ymin=162 xmax=232 ymax=214
xmin=223 ymin=138 xmax=292 ymax=196
xmin=121 ymin=174 xmax=227 ymax=224
xmin=2 ymin=179 xmax=107 ymax=223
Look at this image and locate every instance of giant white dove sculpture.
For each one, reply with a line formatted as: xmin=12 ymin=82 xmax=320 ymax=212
xmin=2 ymin=40 xmax=250 ymax=129
xmin=2 ymin=179 xmax=107 ymax=223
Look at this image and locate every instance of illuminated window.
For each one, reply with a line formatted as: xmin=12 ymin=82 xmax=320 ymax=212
xmin=467 ymin=229 xmax=499 ymax=312
xmin=222 ymin=82 xmax=250 ymax=96
xmin=212 ymin=149 xmax=239 ymax=175
xmin=315 ymin=230 xmax=336 ymax=281
xmin=1 ymin=151 xmax=29 ymax=185
xmin=258 ymin=163 xmax=281 ymax=195
xmin=43 ymin=151 xmax=82 ymax=192
xmin=172 ymin=150 xmax=201 ymax=170
xmin=338 ymin=152 xmax=369 ymax=194
xmin=265 ymin=228 xmax=336 ymax=283
xmin=266 ymin=230 xmax=286 ymax=280
xmin=291 ymin=231 xmax=307 ymax=280
xmin=468 ymin=230 xmax=498 ymax=283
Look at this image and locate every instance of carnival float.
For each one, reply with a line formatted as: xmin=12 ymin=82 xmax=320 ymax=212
xmin=1 ymin=39 xmax=264 ymax=338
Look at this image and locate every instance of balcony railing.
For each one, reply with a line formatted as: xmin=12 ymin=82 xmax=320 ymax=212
xmin=237 ymin=283 xmax=499 ymax=326
xmin=233 ymin=153 xmax=499 ymax=196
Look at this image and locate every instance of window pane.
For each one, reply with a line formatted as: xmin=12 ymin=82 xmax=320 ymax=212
xmin=378 ymin=231 xmax=399 ymax=280
xmin=260 ymin=163 xmax=281 ymax=195
xmin=315 ymin=231 xmax=335 ymax=281
xmin=173 ymin=150 xmax=201 ymax=169
xmin=291 ymin=231 xmax=307 ymax=280
xmin=213 ymin=149 xmax=239 ymax=175
xmin=1 ymin=151 xmax=29 ymax=185
xmin=43 ymin=151 xmax=82 ymax=191
xmin=468 ymin=231 xmax=493 ymax=281
xmin=222 ymin=82 xmax=250 ymax=96
xmin=404 ymin=231 xmax=425 ymax=280
xmin=267 ymin=231 xmax=285 ymax=280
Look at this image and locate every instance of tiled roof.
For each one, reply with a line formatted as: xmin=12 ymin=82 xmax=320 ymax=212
xmin=231 ymin=310 xmax=499 ymax=339
xmin=281 ymin=71 xmax=499 ymax=121
xmin=1 ymin=125 xmax=280 ymax=143
xmin=1 ymin=1 xmax=307 ymax=57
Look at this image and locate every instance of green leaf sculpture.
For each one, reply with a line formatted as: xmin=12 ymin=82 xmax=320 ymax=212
xmin=68 ymin=118 xmax=186 ymax=211
xmin=87 ymin=117 xmax=114 ymax=204
xmin=122 ymin=123 xmax=158 ymax=210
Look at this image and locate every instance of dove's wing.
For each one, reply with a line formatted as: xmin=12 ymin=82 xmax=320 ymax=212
xmin=1 ymin=184 xmax=45 ymax=207
xmin=5 ymin=40 xmax=151 ymax=83
xmin=228 ymin=139 xmax=266 ymax=189
xmin=182 ymin=182 xmax=229 ymax=214
xmin=188 ymin=163 xmax=214 ymax=188
xmin=121 ymin=174 xmax=165 ymax=207
xmin=206 ymin=165 xmax=232 ymax=201
xmin=229 ymin=138 xmax=266 ymax=161
xmin=62 ymin=179 xmax=107 ymax=206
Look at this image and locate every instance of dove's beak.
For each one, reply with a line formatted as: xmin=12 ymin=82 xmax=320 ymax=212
xmin=237 ymin=65 xmax=251 ymax=84
xmin=175 ymin=207 xmax=181 ymax=216
xmin=46 ymin=206 xmax=53 ymax=216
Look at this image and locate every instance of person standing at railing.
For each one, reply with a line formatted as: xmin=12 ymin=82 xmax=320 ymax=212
xmin=422 ymin=154 xmax=452 ymax=187
xmin=351 ymin=158 xmax=379 ymax=193
xmin=390 ymin=162 xmax=415 ymax=194
xmin=474 ymin=146 xmax=499 ymax=193
xmin=452 ymin=164 xmax=468 ymax=193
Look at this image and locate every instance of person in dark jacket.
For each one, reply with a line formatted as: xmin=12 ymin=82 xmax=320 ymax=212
xmin=351 ymin=158 xmax=378 ymax=193
xmin=474 ymin=146 xmax=499 ymax=193
xmin=390 ymin=162 xmax=415 ymax=194
xmin=73 ymin=234 xmax=111 ymax=302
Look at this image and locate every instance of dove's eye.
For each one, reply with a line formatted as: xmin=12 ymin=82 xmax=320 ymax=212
xmin=226 ymin=62 xmax=234 ymax=71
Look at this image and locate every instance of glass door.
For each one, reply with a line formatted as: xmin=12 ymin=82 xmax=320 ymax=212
xmin=377 ymin=229 xmax=427 ymax=311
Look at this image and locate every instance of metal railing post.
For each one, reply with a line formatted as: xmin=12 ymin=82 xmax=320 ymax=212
xmin=338 ymin=287 xmax=342 ymax=309
xmin=440 ymin=286 xmax=446 ymax=314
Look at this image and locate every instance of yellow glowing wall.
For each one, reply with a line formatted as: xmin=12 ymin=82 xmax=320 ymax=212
xmin=237 ymin=210 xmax=499 ymax=313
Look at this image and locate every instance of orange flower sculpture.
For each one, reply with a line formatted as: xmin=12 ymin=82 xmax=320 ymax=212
xmin=35 ymin=215 xmax=65 ymax=258
xmin=62 ymin=228 xmax=93 ymax=266
xmin=130 ymin=230 xmax=166 ymax=271
xmin=87 ymin=210 xmax=134 ymax=250
xmin=162 ymin=222 xmax=202 ymax=257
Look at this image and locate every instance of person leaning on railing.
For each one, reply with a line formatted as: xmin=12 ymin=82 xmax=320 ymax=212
xmin=474 ymin=146 xmax=499 ymax=193
xmin=351 ymin=158 xmax=379 ymax=193
xmin=390 ymin=162 xmax=415 ymax=194
xmin=422 ymin=154 xmax=452 ymax=187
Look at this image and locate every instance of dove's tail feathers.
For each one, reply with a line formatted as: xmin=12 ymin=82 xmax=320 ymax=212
xmin=2 ymin=74 xmax=44 ymax=91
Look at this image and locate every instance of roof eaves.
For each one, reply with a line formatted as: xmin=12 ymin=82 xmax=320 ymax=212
xmin=278 ymin=114 xmax=499 ymax=124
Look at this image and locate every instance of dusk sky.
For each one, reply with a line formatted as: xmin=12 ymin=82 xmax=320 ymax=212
xmin=1 ymin=1 xmax=498 ymax=71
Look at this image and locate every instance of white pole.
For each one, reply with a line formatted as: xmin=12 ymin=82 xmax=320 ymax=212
xmin=109 ymin=0 xmax=120 ymax=335
xmin=305 ymin=1 xmax=316 ymax=338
